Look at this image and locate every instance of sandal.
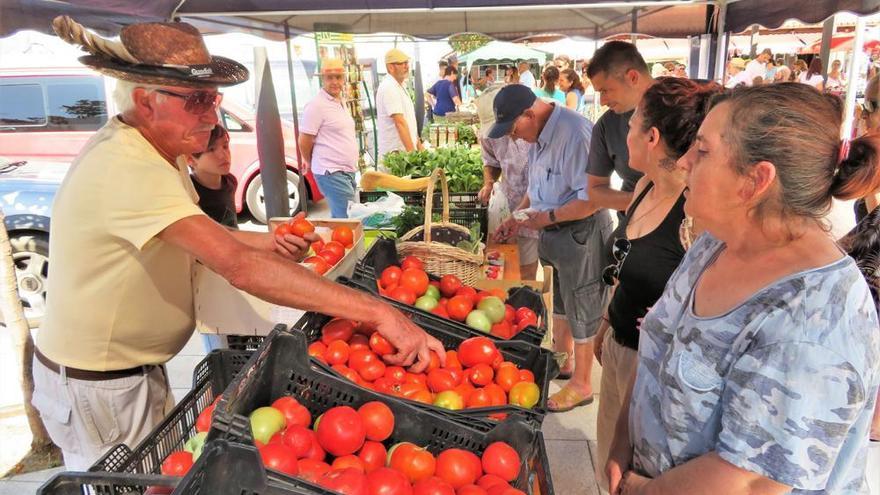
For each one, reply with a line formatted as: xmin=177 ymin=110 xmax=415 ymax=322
xmin=547 ymin=386 xmax=594 ymax=412
xmin=554 ymin=352 xmax=573 ymax=380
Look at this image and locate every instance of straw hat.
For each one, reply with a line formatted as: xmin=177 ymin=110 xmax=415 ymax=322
xmin=321 ymin=58 xmax=345 ymax=74
xmin=729 ymin=58 xmax=746 ymax=70
xmin=385 ymin=48 xmax=410 ymax=65
xmin=52 ymin=16 xmax=248 ymax=88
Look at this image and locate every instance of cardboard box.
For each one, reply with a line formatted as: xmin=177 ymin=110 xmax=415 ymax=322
xmin=193 ymin=218 xmax=364 ymax=336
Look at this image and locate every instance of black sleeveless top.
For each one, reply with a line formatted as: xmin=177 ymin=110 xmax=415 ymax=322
xmin=605 ymin=182 xmax=687 ymax=350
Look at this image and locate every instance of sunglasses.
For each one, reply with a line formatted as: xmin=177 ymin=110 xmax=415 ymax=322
xmin=154 ymin=89 xmax=223 ymax=115
xmin=863 ymin=99 xmax=879 ymax=114
xmin=602 ymin=237 xmax=632 ymax=286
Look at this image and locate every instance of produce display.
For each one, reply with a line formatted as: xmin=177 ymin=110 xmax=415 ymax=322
xmin=238 ymin=397 xmax=527 ymax=495
xmin=158 ymin=394 xmax=223 ymax=476
xmin=274 ymin=218 xmax=356 ymax=276
xmin=309 ymin=316 xmax=542 ymax=415
xmin=375 ymin=256 xmax=538 ymax=340
xmin=383 ymin=147 xmax=483 ymax=193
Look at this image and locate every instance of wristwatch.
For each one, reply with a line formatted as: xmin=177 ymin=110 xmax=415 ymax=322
xmin=548 ymin=209 xmax=557 ymax=224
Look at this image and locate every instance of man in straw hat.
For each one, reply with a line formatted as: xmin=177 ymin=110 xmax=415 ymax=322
xmin=376 ymin=48 xmax=423 ymax=164
xmin=725 ymin=57 xmax=750 ymax=88
xmin=36 ymin=17 xmax=444 ymax=470
xmin=299 ymin=58 xmax=359 ymax=218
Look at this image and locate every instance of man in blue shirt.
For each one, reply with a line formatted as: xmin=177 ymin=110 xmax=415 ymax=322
xmin=491 ymin=85 xmax=612 ymax=412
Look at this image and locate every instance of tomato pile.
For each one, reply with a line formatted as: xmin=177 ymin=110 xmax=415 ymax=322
xmin=309 ymin=319 xmax=542 ymax=414
xmin=274 ymin=218 xmax=356 ymax=276
xmin=375 ymin=256 xmax=539 ymax=340
xmin=245 ymin=396 xmax=527 ymax=495
xmin=159 ymin=394 xmax=222 ymax=476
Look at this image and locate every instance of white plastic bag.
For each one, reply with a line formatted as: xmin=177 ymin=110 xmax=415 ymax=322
xmin=487 ymin=182 xmax=510 ymax=238
xmin=347 ymin=191 xmax=406 ymax=229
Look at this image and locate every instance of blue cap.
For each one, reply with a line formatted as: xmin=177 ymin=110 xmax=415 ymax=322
xmin=487 ymin=84 xmax=537 ymax=139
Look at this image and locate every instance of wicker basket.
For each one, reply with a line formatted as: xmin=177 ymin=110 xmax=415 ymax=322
xmin=397 ymin=168 xmax=484 ymax=285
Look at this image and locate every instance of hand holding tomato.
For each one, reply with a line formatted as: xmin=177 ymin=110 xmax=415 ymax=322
xmin=274 ymin=212 xmax=320 ymax=261
xmin=373 ymin=304 xmax=446 ymax=373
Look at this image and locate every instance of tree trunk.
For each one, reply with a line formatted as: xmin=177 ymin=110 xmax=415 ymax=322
xmin=0 ymin=208 xmax=52 ymax=449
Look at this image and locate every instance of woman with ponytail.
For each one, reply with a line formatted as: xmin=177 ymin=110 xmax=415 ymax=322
xmin=533 ymin=65 xmax=566 ymax=104
xmin=606 ymin=83 xmax=880 ymax=494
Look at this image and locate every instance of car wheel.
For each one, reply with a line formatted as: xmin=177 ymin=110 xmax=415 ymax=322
xmin=245 ymin=170 xmax=303 ymax=224
xmin=9 ymin=233 xmax=49 ymax=328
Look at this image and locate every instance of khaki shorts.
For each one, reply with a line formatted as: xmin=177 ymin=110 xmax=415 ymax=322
xmin=596 ymin=332 xmax=639 ymax=494
xmin=516 ymin=235 xmax=539 ymax=266
xmin=32 ymin=357 xmax=174 ymax=471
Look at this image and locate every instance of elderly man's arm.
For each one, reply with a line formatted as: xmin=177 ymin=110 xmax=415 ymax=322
xmin=391 ymin=114 xmax=417 ymax=152
xmin=159 ymin=215 xmax=445 ymax=371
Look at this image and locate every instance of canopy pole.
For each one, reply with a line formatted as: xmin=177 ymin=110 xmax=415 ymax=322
xmin=630 ymin=9 xmax=637 ymax=44
xmin=284 ymin=22 xmax=307 ymax=215
xmin=820 ymin=15 xmax=835 ymax=83
xmin=842 ymin=15 xmax=867 ymax=141
xmin=713 ymin=1 xmax=728 ymax=82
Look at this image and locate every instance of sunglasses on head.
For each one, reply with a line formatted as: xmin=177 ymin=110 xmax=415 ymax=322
xmin=602 ymin=237 xmax=632 ymax=286
xmin=154 ymin=89 xmax=223 ymax=115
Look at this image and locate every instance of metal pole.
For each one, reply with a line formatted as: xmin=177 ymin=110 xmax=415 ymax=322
xmin=842 ymin=16 xmax=867 ymax=141
xmin=284 ymin=23 xmax=307 ymax=215
xmin=749 ymin=25 xmax=758 ymax=59
xmin=630 ymin=9 xmax=638 ymax=43
xmin=713 ymin=1 xmax=728 ymax=82
xmin=254 ymin=46 xmax=291 ymax=222
xmin=819 ymin=16 xmax=835 ymax=84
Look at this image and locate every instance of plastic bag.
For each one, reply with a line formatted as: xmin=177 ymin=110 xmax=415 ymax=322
xmin=487 ymin=182 xmax=510 ymax=238
xmin=347 ymin=191 xmax=406 ymax=229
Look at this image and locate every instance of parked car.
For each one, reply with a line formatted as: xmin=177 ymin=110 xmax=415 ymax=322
xmin=0 ymin=157 xmax=63 ymax=327
xmin=0 ymin=67 xmax=321 ymax=223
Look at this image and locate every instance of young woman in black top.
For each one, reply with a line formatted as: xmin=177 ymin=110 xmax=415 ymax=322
xmin=593 ymin=77 xmax=721 ymax=489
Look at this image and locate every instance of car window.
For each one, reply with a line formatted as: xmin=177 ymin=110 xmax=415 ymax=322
xmin=0 ymin=76 xmax=107 ymax=132
xmin=221 ymin=109 xmax=246 ymax=131
xmin=0 ymin=83 xmax=46 ymax=127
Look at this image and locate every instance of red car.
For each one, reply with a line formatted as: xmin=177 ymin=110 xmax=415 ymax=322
xmin=0 ymin=67 xmax=321 ymax=223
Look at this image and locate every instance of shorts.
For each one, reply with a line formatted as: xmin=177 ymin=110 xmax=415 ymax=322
xmin=538 ymin=211 xmax=613 ymax=343
xmin=516 ymin=235 xmax=539 ymax=266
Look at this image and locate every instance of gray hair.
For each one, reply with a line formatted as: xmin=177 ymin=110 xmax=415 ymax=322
xmin=112 ymin=80 xmax=164 ymax=113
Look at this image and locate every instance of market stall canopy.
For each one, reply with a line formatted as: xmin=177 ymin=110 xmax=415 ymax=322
xmin=725 ymin=0 xmax=880 ymax=34
xmin=801 ymin=34 xmax=880 ymax=54
xmin=459 ymin=41 xmax=551 ymax=67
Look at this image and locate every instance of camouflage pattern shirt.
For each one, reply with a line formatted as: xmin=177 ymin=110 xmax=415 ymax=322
xmin=630 ymin=233 xmax=880 ymax=493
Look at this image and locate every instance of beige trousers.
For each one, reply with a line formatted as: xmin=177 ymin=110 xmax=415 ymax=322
xmin=595 ymin=332 xmax=639 ymax=494
xmin=31 ymin=357 xmax=175 ymax=471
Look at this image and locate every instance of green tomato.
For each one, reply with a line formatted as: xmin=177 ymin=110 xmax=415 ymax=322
xmin=466 ymin=310 xmax=492 ymax=333
xmin=414 ymin=295 xmax=439 ymax=311
xmin=184 ymin=432 xmax=208 ymax=460
xmin=477 ymin=296 xmax=506 ymax=324
xmin=424 ymin=285 xmax=441 ymax=300
xmin=249 ymin=406 xmax=286 ymax=444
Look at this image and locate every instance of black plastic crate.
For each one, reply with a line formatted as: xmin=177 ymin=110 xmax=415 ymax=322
xmin=291 ymin=307 xmax=556 ymax=424
xmin=359 ymin=190 xmax=489 ymax=240
xmin=225 ymin=334 xmax=266 ymax=352
xmin=38 ymin=471 xmax=176 ymax=495
xmin=90 ymin=350 xmax=252 ymax=476
xmin=209 ymin=326 xmax=554 ymax=494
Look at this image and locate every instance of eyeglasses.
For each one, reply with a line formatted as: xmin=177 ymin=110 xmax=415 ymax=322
xmin=602 ymin=237 xmax=632 ymax=286
xmin=863 ymin=99 xmax=879 ymax=114
xmin=154 ymin=89 xmax=223 ymax=115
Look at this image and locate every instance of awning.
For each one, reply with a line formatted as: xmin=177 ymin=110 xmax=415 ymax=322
xmin=458 ymin=41 xmax=551 ymax=67
xmin=725 ymin=0 xmax=880 ymax=34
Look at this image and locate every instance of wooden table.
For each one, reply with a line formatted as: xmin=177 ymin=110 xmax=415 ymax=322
xmin=487 ymin=242 xmax=520 ymax=281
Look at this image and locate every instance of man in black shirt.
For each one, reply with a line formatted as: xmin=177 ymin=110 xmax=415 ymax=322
xmin=587 ymin=41 xmax=654 ymax=214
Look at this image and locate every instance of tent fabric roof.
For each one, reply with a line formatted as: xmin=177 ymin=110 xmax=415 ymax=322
xmin=458 ymin=41 xmax=551 ymax=66
xmin=725 ymin=0 xmax=880 ymax=34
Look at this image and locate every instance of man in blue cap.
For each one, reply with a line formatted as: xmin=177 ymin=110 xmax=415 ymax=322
xmin=492 ymin=85 xmax=612 ymax=412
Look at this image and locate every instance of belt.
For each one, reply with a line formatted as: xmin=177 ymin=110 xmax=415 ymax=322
xmin=543 ymin=216 xmax=592 ymax=231
xmin=35 ymin=348 xmax=156 ymax=381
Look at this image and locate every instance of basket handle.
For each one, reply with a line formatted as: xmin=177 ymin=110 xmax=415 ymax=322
xmin=422 ymin=168 xmax=451 ymax=244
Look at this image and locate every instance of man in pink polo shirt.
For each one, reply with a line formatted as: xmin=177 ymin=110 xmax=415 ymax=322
xmin=299 ymin=58 xmax=360 ymax=217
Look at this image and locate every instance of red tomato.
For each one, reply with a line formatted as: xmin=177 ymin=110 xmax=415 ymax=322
xmin=447 ymin=367 xmax=464 ymax=386
xmin=349 ymin=349 xmax=379 ymax=370
xmin=517 ymin=370 xmax=535 ymax=383
xmin=428 ymin=351 xmax=442 ymax=372
xmin=514 ymin=319 xmax=534 ymax=334
xmin=481 ymin=443 xmax=520 ymax=482
xmin=333 ymin=455 xmax=366 ymax=474
xmin=474 ymin=291 xmax=493 ymax=305
xmin=503 ymin=305 xmax=516 ymax=323
xmin=466 ymin=388 xmax=492 ymax=408
xmin=280 ymin=424 xmax=315 ymax=458
xmin=446 ymin=296 xmax=474 ymax=322
xmin=259 ymin=443 xmax=299 ymax=476
xmin=384 ymin=366 xmax=407 ymax=384
xmin=160 ymin=451 xmax=193 ymax=476
xmin=311 ymin=239 xmax=325 ymax=255
xmin=326 ymin=340 xmax=351 ymax=366
xmin=358 ymin=360 xmax=387 ymax=382
xmin=457 ymin=337 xmax=500 ymax=368
xmin=369 ymin=333 xmax=396 ymax=356
xmin=333 ymin=364 xmax=361 ymax=383
xmin=290 ymin=218 xmax=315 ymax=237
xmin=445 ymin=350 xmax=462 ymax=370
xmin=410 ymin=389 xmax=434 ymax=405
xmin=494 ymin=364 xmax=521 ymax=393
xmin=400 ymin=268 xmax=430 ymax=297
xmin=489 ymin=321 xmax=514 ymax=340
xmin=195 ymin=403 xmax=214 ymax=433
xmin=439 ymin=275 xmax=463 ymax=298
xmin=303 ymin=433 xmax=326 ymax=461
xmin=457 ymin=485 xmax=489 ymax=495
xmin=272 ymin=396 xmax=312 ymax=429
xmin=298 ymin=459 xmax=331 ymax=483
xmin=431 ymin=305 xmax=450 ymax=318
xmin=413 ymin=476 xmax=456 ymax=495
xmin=476 ymin=474 xmax=508 ymax=490
xmin=435 ymin=449 xmax=481 ymax=488
xmin=319 ymin=248 xmax=343 ymax=266
xmin=482 ymin=384 xmax=507 ymax=407
xmin=316 ymin=406 xmax=367 ymax=457
xmin=303 ymin=256 xmax=330 ymax=275
xmin=401 ymin=256 xmax=425 ymax=271
xmin=405 ymin=373 xmax=428 ymax=388
xmin=274 ymin=223 xmax=294 ymax=237
xmin=467 ymin=364 xmax=495 ymax=387
xmin=427 ymin=369 xmax=458 ymax=393
xmin=358 ymin=441 xmax=387 ymax=473
xmin=319 ymin=467 xmax=369 ymax=495
xmin=381 ymin=266 xmax=403 ymax=289
xmin=454 ymin=286 xmax=478 ymax=303
xmin=367 ymin=467 xmax=414 ymax=495
xmin=389 ymin=442 xmax=437 ymax=483
xmin=357 ymin=401 xmax=395 ymax=442
xmin=514 ymin=308 xmax=536 ymax=325
xmin=487 ymin=487 xmax=524 ymax=495
xmin=350 ymin=334 xmax=371 ymax=352
xmin=322 ymin=319 xmax=357 ymax=345
xmin=390 ymin=286 xmax=417 ymax=305
xmin=429 ymin=280 xmax=441 ymax=288
xmin=308 ymin=342 xmax=327 ymax=362
xmin=452 ymin=382 xmax=475 ymax=403
xmin=324 ymin=240 xmax=347 ymax=259
xmin=332 ymin=226 xmax=355 ymax=248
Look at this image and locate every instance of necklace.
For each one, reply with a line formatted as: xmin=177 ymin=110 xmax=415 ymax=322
xmin=627 ymin=186 xmax=681 ymax=229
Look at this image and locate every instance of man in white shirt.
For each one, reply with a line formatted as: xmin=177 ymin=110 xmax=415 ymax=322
xmin=725 ymin=58 xmax=751 ymax=88
xmin=744 ymin=48 xmax=772 ymax=85
xmin=518 ymin=61 xmax=536 ymax=89
xmin=376 ymin=48 xmax=422 ymax=163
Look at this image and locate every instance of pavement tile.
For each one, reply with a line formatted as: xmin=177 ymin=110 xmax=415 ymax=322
xmin=0 ymin=480 xmax=41 ymax=495
xmin=7 ymin=467 xmax=63 ymax=483
xmin=544 ymin=439 xmax=599 ymax=495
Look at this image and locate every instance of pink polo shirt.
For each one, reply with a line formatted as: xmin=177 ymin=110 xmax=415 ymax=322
xmin=300 ymin=89 xmax=359 ymax=175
